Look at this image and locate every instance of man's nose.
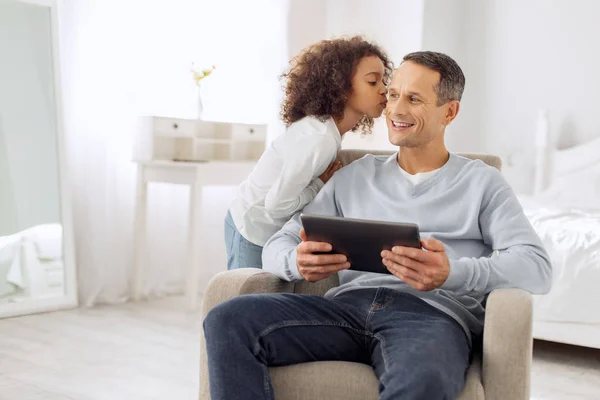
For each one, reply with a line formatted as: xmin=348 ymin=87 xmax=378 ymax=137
xmin=389 ymin=99 xmax=407 ymax=116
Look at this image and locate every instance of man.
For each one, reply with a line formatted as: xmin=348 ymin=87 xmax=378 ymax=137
xmin=203 ymin=52 xmax=552 ymax=399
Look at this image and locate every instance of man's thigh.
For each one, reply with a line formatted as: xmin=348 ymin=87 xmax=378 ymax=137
xmin=368 ymin=291 xmax=471 ymax=399
xmin=204 ymin=292 xmax=374 ymax=366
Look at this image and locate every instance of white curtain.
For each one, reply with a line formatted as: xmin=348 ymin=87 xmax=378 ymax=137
xmin=58 ymin=0 xmax=289 ymax=305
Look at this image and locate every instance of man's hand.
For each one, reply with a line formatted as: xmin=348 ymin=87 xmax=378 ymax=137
xmin=381 ymin=238 xmax=450 ymax=291
xmin=319 ymin=160 xmax=342 ymax=184
xmin=296 ymin=229 xmax=350 ymax=282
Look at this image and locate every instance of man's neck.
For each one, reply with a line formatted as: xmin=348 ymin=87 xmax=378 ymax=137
xmin=397 ymin=140 xmax=449 ymax=175
xmin=334 ymin=109 xmax=362 ymax=136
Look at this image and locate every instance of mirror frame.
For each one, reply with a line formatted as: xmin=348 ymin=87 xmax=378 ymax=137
xmin=0 ymin=0 xmax=78 ymax=318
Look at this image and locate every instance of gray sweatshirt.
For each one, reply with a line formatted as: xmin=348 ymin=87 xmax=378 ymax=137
xmin=262 ymin=153 xmax=552 ymax=340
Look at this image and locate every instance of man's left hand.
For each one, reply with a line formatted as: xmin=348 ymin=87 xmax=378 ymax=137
xmin=381 ymin=238 xmax=450 ymax=291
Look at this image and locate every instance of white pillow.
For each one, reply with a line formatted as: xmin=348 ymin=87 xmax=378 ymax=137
xmin=535 ymin=165 xmax=600 ymax=210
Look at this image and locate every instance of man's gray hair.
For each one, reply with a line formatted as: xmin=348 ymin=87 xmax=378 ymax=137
xmin=402 ymin=51 xmax=465 ymax=106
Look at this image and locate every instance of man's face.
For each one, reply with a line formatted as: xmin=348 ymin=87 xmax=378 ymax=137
xmin=385 ymin=61 xmax=458 ymax=148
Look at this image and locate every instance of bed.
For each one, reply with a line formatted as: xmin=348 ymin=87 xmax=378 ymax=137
xmin=519 ymin=110 xmax=600 ymax=349
xmin=0 ymin=223 xmax=65 ymax=303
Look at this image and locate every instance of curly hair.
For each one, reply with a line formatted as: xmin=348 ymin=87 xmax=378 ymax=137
xmin=280 ymin=36 xmax=394 ymax=133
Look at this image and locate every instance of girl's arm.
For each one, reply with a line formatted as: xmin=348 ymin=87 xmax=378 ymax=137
xmin=264 ymin=134 xmax=338 ymax=219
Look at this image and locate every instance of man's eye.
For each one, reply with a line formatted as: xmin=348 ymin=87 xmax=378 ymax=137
xmin=410 ymin=97 xmax=420 ymax=103
xmin=389 ymin=93 xmax=399 ymax=100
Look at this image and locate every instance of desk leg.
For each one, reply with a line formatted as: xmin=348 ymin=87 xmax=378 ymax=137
xmin=132 ymin=166 xmax=148 ymax=301
xmin=186 ymin=184 xmax=202 ymax=310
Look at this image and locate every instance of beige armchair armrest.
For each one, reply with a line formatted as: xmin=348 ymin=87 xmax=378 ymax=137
xmin=199 ymin=269 xmax=294 ymax=400
xmin=200 ymin=269 xmax=294 ymax=315
xmin=482 ymin=288 xmax=533 ymax=400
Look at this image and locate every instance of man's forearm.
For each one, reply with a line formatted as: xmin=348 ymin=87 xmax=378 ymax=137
xmin=262 ymin=214 xmax=304 ymax=281
xmin=442 ymin=244 xmax=552 ymax=297
xmin=263 ymin=177 xmax=340 ymax=281
xmin=441 ymin=185 xmax=553 ymax=297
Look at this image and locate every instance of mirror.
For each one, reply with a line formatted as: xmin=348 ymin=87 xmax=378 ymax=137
xmin=0 ymin=0 xmax=77 ymax=316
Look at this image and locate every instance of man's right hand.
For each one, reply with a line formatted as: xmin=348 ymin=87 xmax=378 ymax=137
xmin=296 ymin=229 xmax=350 ymax=282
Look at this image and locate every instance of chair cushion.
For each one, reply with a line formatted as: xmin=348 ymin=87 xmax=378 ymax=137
xmin=270 ymin=361 xmax=378 ymax=400
xmin=269 ymin=355 xmax=483 ymax=399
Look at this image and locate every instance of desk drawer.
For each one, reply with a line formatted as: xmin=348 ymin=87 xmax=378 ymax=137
xmin=230 ymin=123 xmax=267 ymax=141
xmin=154 ymin=117 xmax=196 ymax=137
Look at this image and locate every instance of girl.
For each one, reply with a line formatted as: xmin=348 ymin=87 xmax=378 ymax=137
xmin=225 ymin=36 xmax=393 ymax=269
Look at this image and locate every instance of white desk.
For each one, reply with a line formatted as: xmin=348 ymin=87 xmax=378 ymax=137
xmin=131 ymin=159 xmax=255 ymax=310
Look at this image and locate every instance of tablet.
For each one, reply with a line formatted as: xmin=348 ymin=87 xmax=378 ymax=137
xmin=300 ymin=214 xmax=421 ymax=275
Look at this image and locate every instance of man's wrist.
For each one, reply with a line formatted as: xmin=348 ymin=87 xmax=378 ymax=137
xmin=287 ymin=249 xmax=304 ymax=281
xmin=440 ymin=259 xmax=470 ymax=293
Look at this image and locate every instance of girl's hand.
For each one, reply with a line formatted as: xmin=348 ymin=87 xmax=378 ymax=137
xmin=319 ymin=160 xmax=342 ymax=184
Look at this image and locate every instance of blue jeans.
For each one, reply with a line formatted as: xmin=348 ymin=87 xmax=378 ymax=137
xmin=224 ymin=210 xmax=263 ymax=269
xmin=203 ymin=287 xmax=471 ymax=400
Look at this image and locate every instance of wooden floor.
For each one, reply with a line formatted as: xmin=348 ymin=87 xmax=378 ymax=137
xmin=0 ymin=296 xmax=598 ymax=400
xmin=0 ymin=297 xmax=201 ymax=400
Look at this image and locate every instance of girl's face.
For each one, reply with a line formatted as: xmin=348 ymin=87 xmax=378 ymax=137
xmin=346 ymin=55 xmax=388 ymax=118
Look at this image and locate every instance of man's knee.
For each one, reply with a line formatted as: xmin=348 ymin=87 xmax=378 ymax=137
xmin=405 ymin=364 xmax=465 ymax=399
xmin=382 ymin=358 xmax=466 ymax=399
xmin=203 ymin=295 xmax=266 ymax=339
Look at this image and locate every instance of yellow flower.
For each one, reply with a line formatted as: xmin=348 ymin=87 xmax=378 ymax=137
xmin=191 ymin=64 xmax=216 ymax=86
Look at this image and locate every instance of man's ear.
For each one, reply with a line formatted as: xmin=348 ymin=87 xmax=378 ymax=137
xmin=444 ymin=100 xmax=460 ymax=125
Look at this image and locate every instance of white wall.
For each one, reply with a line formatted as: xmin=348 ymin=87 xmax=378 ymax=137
xmin=0 ymin=1 xmax=61 ymax=236
xmin=0 ymin=116 xmax=18 ymax=235
xmin=474 ymin=0 xmax=600 ymax=149
xmin=420 ymin=0 xmax=486 ymax=153
xmin=326 ymin=0 xmax=424 ymax=66
xmin=287 ymin=0 xmax=328 ymax=58
xmin=457 ymin=0 xmax=600 ymax=192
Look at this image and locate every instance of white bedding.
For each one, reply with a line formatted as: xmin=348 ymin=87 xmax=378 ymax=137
xmin=519 ymin=196 xmax=600 ymax=323
xmin=0 ymin=223 xmax=63 ymax=298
